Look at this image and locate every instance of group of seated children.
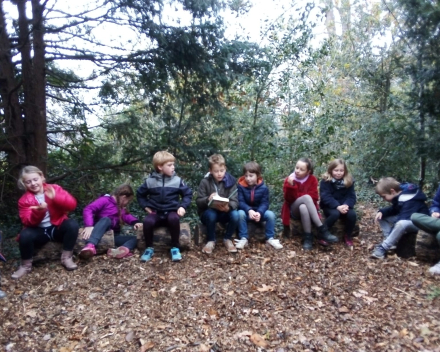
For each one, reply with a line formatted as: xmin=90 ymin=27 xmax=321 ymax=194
xmin=9 ymin=152 xmax=440 ymax=280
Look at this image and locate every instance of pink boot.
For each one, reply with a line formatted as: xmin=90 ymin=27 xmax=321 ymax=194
xmin=61 ymin=250 xmax=77 ymax=271
xmin=78 ymin=243 xmax=96 ymax=260
xmin=11 ymin=259 xmax=32 ymax=280
xmin=107 ymin=246 xmax=131 ymax=259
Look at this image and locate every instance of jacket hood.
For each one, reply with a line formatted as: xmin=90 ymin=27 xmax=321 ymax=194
xmin=238 ymin=176 xmax=264 ymax=188
xmin=398 ymin=183 xmax=426 ymax=202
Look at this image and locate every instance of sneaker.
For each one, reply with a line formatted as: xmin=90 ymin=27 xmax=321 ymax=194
xmin=224 ymin=239 xmax=237 ymax=253
xmin=371 ymin=245 xmax=386 ymax=259
xmin=107 ymin=246 xmax=131 ymax=259
xmin=428 ymin=262 xmax=440 ymax=275
xmin=79 ymin=243 xmax=96 ymax=260
xmin=344 ymin=235 xmax=353 ymax=247
xmin=234 ymin=238 xmax=248 ymax=249
xmin=267 ymin=238 xmax=283 ymax=249
xmin=170 ymin=247 xmax=182 ymax=262
xmin=140 ymin=247 xmax=154 ymax=262
xmin=202 ymin=241 xmax=215 ymax=254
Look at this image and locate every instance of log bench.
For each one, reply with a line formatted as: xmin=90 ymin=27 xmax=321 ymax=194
xmin=33 ymin=222 xmax=192 ymax=260
xmin=286 ymin=218 xmax=360 ymax=239
xmin=397 ymin=230 xmax=440 ymax=261
xmin=193 ymin=221 xmax=267 ymax=246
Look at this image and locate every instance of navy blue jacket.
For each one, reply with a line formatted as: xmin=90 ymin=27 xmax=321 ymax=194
xmin=429 ymin=185 xmax=440 ymax=215
xmin=137 ymin=171 xmax=192 ymax=213
xmin=319 ymin=179 xmax=356 ymax=209
xmin=237 ymin=176 xmax=269 ymax=215
xmin=379 ymin=183 xmax=429 ymax=221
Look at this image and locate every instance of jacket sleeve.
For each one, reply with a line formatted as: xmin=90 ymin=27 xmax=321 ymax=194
xmin=343 ymin=182 xmax=357 ymax=208
xmin=430 ymin=186 xmax=440 ymax=214
xmin=379 ymin=205 xmax=397 ymax=218
xmin=226 ymin=183 xmax=238 ymax=210
xmin=283 ymin=178 xmax=298 ymax=204
xmin=238 ymin=185 xmax=251 ymax=213
xmin=319 ymin=180 xmax=340 ymax=209
xmin=256 ymin=187 xmax=269 ymax=215
xmin=121 ymin=210 xmax=140 ymax=225
xmin=18 ymin=196 xmax=46 ymax=227
xmin=178 ymin=179 xmax=193 ymax=209
xmin=196 ymin=179 xmax=210 ymax=213
xmin=46 ymin=184 xmax=77 ymax=213
xmin=83 ymin=197 xmax=106 ymax=227
xmin=136 ymin=181 xmax=150 ymax=209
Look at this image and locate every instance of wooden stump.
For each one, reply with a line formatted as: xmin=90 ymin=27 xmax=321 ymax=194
xmin=395 ymin=232 xmax=417 ymax=259
xmin=136 ymin=222 xmax=191 ymax=252
xmin=33 ymin=229 xmax=115 ymax=261
xmin=288 ymin=218 xmax=360 ymax=239
xmin=194 ymin=222 xmax=266 ymax=245
xmin=415 ymin=230 xmax=440 ymax=262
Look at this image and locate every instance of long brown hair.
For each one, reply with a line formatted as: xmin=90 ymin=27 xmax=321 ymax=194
xmin=321 ymin=159 xmax=353 ymax=187
xmin=111 ymin=184 xmax=134 ymax=227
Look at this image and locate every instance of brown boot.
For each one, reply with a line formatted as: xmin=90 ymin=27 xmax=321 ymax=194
xmin=11 ymin=259 xmax=32 ymax=279
xmin=61 ymin=250 xmax=78 ymax=271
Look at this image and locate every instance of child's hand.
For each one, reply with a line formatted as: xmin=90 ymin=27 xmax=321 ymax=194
xmin=216 ymin=203 xmax=229 ymax=212
xmin=375 ymin=212 xmax=383 ymax=222
xmin=432 ymin=212 xmax=440 ymax=218
xmin=81 ymin=226 xmax=94 ymax=240
xmin=249 ymin=210 xmax=260 ymax=222
xmin=337 ymin=205 xmax=349 ymax=214
xmin=44 ymin=185 xmax=56 ymax=199
xmin=208 ymin=193 xmax=217 ymax=202
xmin=144 ymin=207 xmax=153 ymax=214
xmin=253 ymin=212 xmax=261 ymax=222
xmin=134 ymin=223 xmax=143 ymax=231
xmin=287 ymin=176 xmax=295 ymax=186
xmin=177 ymin=207 xmax=186 ymax=217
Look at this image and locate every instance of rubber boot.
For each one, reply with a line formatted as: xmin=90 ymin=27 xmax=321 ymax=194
xmin=61 ymin=250 xmax=78 ymax=271
xmin=11 ymin=259 xmax=32 ymax=279
xmin=283 ymin=225 xmax=291 ymax=239
xmin=302 ymin=232 xmax=313 ymax=250
xmin=317 ymin=224 xmax=339 ymax=243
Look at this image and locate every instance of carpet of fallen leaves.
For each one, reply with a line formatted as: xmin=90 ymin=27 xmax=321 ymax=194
xmin=1 ymin=204 xmax=440 ymax=352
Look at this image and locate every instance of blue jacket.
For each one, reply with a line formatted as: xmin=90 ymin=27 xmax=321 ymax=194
xmin=319 ymin=179 xmax=356 ymax=209
xmin=429 ymin=185 xmax=440 ymax=215
xmin=379 ymin=183 xmax=429 ymax=221
xmin=237 ymin=176 xmax=269 ymax=215
xmin=137 ymin=171 xmax=192 ymax=213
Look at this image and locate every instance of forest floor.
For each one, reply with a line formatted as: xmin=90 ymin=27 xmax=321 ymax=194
xmin=0 ymin=204 xmax=440 ymax=352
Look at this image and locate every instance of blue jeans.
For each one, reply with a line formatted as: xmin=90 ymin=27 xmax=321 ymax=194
xmin=87 ymin=217 xmax=137 ymax=251
xmin=237 ymin=209 xmax=275 ymax=240
xmin=201 ymin=208 xmax=239 ymax=241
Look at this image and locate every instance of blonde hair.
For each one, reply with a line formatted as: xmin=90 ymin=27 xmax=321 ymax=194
xmin=153 ymin=151 xmax=175 ymax=172
xmin=208 ymin=154 xmax=226 ymax=169
xmin=322 ymin=159 xmax=353 ymax=187
xmin=17 ymin=166 xmax=45 ymax=191
xmin=375 ymin=177 xmax=401 ymax=195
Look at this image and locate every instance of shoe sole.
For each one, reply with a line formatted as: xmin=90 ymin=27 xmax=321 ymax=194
xmin=370 ymin=254 xmax=385 ymax=259
xmin=78 ymin=250 xmax=95 ymax=260
xmin=140 ymin=257 xmax=153 ymax=262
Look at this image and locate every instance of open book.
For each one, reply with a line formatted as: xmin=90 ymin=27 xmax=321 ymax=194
xmin=208 ymin=194 xmax=230 ymax=208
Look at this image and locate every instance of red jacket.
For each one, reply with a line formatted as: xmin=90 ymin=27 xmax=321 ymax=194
xmin=18 ymin=184 xmax=77 ymax=227
xmin=281 ymin=175 xmax=319 ymax=226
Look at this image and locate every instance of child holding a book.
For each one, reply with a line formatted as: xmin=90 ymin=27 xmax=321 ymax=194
xmin=196 ymin=154 xmax=239 ymax=254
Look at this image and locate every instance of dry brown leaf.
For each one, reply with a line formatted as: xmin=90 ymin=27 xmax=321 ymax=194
xmin=199 ymin=344 xmax=210 ymax=352
xmin=407 ymin=261 xmax=419 ymax=267
xmin=26 ymin=310 xmax=37 ymax=317
xmin=262 ymin=258 xmax=271 ymax=267
xmin=208 ymin=308 xmax=218 ymax=319
xmin=338 ymin=306 xmax=350 ymax=313
xmin=139 ymin=341 xmax=155 ymax=351
xmin=126 ymin=331 xmax=135 ymax=342
xmin=250 ymin=333 xmax=268 ymax=348
xmin=257 ymin=284 xmax=275 ymax=292
xmin=151 ymin=291 xmax=158 ymax=298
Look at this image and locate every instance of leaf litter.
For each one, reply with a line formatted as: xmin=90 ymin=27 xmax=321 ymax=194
xmin=0 ymin=204 xmax=440 ymax=351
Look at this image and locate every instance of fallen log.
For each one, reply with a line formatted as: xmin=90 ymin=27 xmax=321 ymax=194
xmin=136 ymin=222 xmax=191 ymax=251
xmin=287 ymin=218 xmax=360 ymax=239
xmin=194 ymin=222 xmax=267 ymax=245
xmin=33 ymin=229 xmax=115 ymax=261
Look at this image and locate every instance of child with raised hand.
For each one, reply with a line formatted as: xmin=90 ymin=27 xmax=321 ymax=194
xmin=320 ymin=159 xmax=357 ymax=247
xmin=281 ymin=157 xmax=338 ymax=250
xmin=79 ymin=184 xmax=142 ymax=260
xmin=236 ymin=161 xmax=282 ymax=249
xmin=372 ymin=177 xmax=429 ymax=259
xmin=137 ymin=151 xmax=192 ymax=262
xmin=196 ymin=154 xmax=239 ymax=254
xmin=12 ymin=166 xmax=79 ymax=279
xmin=411 ymin=184 xmax=440 ymax=274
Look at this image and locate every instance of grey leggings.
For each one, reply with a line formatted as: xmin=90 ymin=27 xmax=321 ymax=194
xmin=290 ymin=195 xmax=323 ymax=233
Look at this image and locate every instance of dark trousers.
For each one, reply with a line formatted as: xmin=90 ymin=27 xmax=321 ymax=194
xmin=143 ymin=212 xmax=180 ymax=248
xmin=323 ymin=208 xmax=357 ymax=236
xmin=19 ymin=218 xmax=79 ymax=260
xmin=86 ymin=217 xmax=137 ymax=250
